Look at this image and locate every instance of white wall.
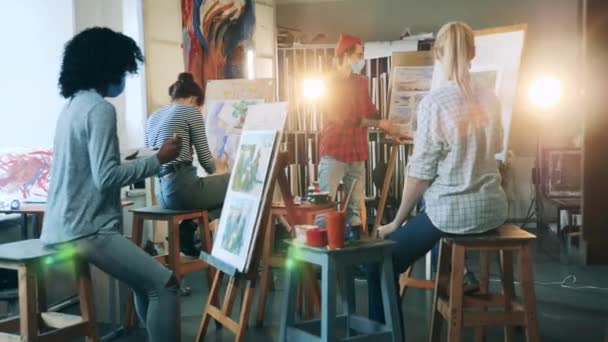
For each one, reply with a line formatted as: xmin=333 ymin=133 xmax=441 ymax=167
xmin=0 ymin=0 xmax=147 ymax=151
xmin=0 ymin=0 xmax=75 ymax=149
xmin=142 ymin=0 xmax=184 ymax=113
xmin=254 ymin=0 xmax=278 ymax=79
xmin=74 ymin=0 xmax=148 ymax=150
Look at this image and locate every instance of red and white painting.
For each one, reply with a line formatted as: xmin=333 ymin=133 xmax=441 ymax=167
xmin=0 ymin=148 xmax=52 ymax=201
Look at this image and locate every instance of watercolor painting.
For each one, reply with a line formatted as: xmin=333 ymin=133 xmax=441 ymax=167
xmin=205 ymin=99 xmax=263 ymax=170
xmin=389 ymin=66 xmax=433 ymax=135
xmin=0 ymin=148 xmax=52 ymax=202
xmin=219 ymin=195 xmax=256 ymax=255
xmin=211 ymin=104 xmax=288 ymax=272
xmin=181 ymin=0 xmax=256 ymax=89
xmin=230 ymin=131 xmax=275 ymax=196
xmin=212 ymin=131 xmax=277 ymax=264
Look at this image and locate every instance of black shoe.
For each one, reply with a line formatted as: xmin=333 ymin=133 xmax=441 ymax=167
xmin=179 ymin=220 xmax=199 ymax=257
xmin=143 ymin=240 xmax=159 ymax=256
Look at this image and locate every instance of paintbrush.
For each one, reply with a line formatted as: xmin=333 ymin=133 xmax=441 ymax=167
xmin=340 ymin=179 xmax=357 ymax=213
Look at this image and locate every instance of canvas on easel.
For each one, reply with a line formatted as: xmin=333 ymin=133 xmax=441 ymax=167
xmin=200 ymin=79 xmax=276 ymax=175
xmin=196 ymin=103 xmax=288 ymax=341
xmin=205 ymin=99 xmax=265 ymax=170
xmin=472 ymin=25 xmax=526 ymax=161
xmin=388 ymin=51 xmax=434 ymax=137
xmin=210 ymin=102 xmax=288 ymax=272
xmin=430 ymin=24 xmax=527 ymax=161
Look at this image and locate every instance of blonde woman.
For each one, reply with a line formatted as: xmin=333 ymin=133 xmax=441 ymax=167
xmin=367 ymin=22 xmax=507 ymax=328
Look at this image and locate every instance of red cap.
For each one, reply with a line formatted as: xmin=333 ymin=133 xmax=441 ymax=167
xmin=335 ymin=33 xmax=362 ymax=56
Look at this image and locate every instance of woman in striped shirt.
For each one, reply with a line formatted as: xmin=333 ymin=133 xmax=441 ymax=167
xmin=145 ymin=72 xmax=229 ymax=256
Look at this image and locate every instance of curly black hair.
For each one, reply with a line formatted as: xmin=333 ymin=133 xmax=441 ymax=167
xmin=58 ymin=27 xmax=144 ymax=98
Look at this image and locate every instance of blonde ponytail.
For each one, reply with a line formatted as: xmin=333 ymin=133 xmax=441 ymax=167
xmin=434 ymin=22 xmax=476 ymax=99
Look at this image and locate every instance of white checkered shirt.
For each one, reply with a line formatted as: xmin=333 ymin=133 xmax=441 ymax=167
xmin=408 ymin=81 xmax=508 ymax=234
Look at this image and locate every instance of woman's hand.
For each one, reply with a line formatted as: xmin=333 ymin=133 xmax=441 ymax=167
xmin=157 ymin=134 xmax=182 ymax=164
xmin=377 ymin=221 xmax=401 ymax=239
xmin=215 ymin=155 xmax=229 ymax=174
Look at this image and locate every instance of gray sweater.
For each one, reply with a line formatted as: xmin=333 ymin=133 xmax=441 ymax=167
xmin=41 ymin=90 xmax=160 ymax=244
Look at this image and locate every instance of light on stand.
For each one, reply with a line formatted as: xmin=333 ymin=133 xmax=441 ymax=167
xmin=529 ymin=76 xmax=562 ymax=109
xmin=528 ymin=75 xmax=562 ymax=229
xmin=302 ymin=78 xmax=325 ymax=100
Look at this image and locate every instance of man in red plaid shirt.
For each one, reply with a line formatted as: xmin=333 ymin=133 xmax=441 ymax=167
xmin=316 ymin=34 xmax=401 ymax=233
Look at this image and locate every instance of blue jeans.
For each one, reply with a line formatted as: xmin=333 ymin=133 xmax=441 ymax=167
xmin=63 ymin=233 xmax=178 ymax=342
xmin=156 ymin=166 xmax=229 ymax=219
xmin=367 ymin=212 xmax=447 ymax=328
xmin=315 ymin=156 xmax=365 ymax=227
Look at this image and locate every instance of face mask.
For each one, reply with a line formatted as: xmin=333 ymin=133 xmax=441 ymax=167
xmin=106 ymin=77 xmax=126 ymax=98
xmin=351 ymin=59 xmax=365 ymax=74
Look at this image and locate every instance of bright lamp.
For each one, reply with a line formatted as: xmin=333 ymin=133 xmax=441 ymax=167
xmin=529 ymin=76 xmax=562 ymax=109
xmin=303 ymin=79 xmax=325 ymax=100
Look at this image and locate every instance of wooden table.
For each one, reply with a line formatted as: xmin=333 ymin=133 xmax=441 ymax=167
xmin=0 ymin=204 xmax=46 ymax=240
xmin=0 ymin=201 xmax=134 ymax=240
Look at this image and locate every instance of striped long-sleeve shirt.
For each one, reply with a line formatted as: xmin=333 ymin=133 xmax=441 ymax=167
xmin=145 ymin=103 xmax=216 ymax=174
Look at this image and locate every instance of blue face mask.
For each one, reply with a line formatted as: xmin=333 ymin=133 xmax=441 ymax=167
xmin=351 ymin=59 xmax=365 ymax=74
xmin=106 ymin=77 xmax=126 ymax=98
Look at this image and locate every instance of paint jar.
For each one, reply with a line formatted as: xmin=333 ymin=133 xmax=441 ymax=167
xmin=306 ymin=228 xmax=328 ymax=247
xmin=294 ymin=225 xmax=317 ymax=244
xmin=326 ymin=211 xmax=346 ymax=249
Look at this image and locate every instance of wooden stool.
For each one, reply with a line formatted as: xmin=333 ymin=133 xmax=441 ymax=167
xmin=430 ymin=225 xmax=539 ymax=342
xmin=280 ymin=240 xmax=402 ymax=342
xmin=399 ymin=263 xmax=434 ymax=300
xmin=256 ymin=202 xmax=336 ymax=326
xmin=0 ymin=239 xmax=97 ymax=341
xmin=123 ymin=207 xmax=214 ymax=337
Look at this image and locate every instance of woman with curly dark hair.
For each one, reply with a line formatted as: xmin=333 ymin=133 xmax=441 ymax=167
xmin=41 ymin=27 xmax=181 ymax=341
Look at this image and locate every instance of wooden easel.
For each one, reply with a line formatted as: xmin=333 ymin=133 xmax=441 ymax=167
xmin=196 ymin=152 xmax=297 ymax=342
xmin=373 ymin=50 xmax=435 ymax=296
xmin=371 ymin=141 xmax=435 ymax=299
xmin=372 ymin=51 xmax=432 ymax=237
xmin=371 ymin=141 xmax=412 ymax=237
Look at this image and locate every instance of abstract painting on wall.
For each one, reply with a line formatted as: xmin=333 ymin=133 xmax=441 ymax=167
xmin=0 ymin=148 xmax=52 ymax=202
xmin=181 ymin=0 xmax=256 ymax=89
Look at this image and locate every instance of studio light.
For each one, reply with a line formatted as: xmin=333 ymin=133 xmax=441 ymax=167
xmin=529 ymin=76 xmax=562 ymax=109
xmin=303 ymin=78 xmax=325 ymax=100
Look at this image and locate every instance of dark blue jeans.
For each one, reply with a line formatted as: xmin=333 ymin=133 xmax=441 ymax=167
xmin=367 ymin=212 xmax=447 ymax=328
